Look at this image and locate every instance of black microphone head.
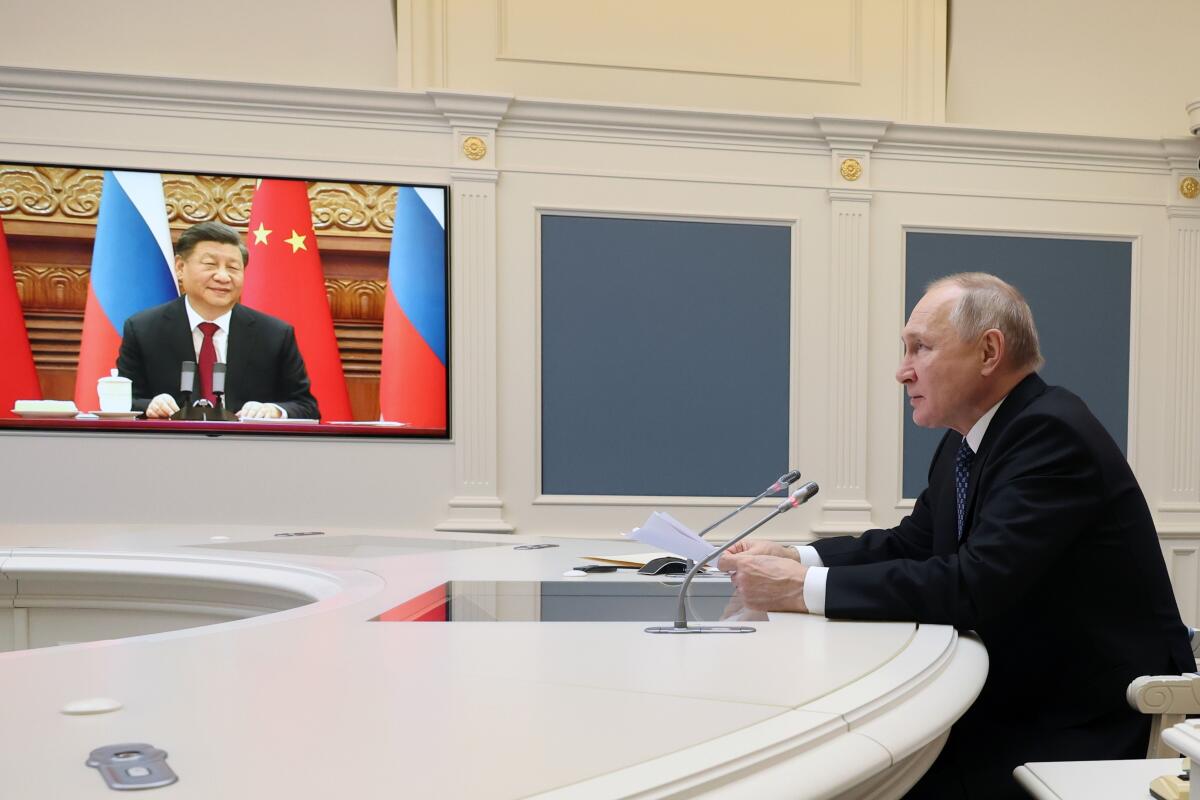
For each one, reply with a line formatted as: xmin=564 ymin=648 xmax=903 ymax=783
xmin=179 ymin=360 xmax=196 ymax=393
xmin=211 ymin=362 xmax=227 ymax=394
xmin=779 ymin=469 xmax=802 ymax=486
xmin=794 ymin=481 xmax=819 ymax=503
xmin=778 ymin=481 xmax=819 ymax=511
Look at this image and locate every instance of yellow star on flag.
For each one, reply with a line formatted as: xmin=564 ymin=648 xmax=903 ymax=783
xmin=284 ymin=230 xmax=307 ymax=253
xmin=251 ymin=223 xmax=272 ymax=245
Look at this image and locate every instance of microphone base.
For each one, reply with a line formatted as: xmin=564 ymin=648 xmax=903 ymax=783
xmin=644 ymin=625 xmax=757 ymax=635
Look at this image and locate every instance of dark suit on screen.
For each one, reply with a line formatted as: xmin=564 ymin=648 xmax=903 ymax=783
xmin=811 ymin=373 xmax=1193 ymax=799
xmin=117 ymin=296 xmax=320 ymax=420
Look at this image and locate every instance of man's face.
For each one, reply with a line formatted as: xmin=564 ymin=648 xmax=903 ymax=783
xmin=175 ymin=241 xmax=244 ymax=319
xmin=896 ymin=285 xmax=985 ymax=434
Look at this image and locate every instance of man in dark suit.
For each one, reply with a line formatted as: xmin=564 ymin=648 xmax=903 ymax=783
xmin=721 ymin=273 xmax=1193 ymax=799
xmin=117 ymin=221 xmax=319 ymax=420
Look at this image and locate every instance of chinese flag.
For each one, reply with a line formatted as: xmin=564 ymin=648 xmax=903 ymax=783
xmin=242 ymin=179 xmax=352 ymax=421
xmin=0 ymin=216 xmax=42 ymax=416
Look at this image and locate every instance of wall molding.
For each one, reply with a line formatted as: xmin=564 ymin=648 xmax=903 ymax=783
xmin=0 ymin=65 xmax=445 ymax=128
xmin=1 ymin=64 xmax=1195 ymax=174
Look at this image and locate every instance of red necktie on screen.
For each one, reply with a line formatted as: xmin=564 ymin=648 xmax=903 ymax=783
xmin=197 ymin=321 xmax=218 ymax=405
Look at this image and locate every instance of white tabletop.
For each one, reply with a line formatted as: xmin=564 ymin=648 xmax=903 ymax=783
xmin=0 ymin=526 xmax=989 ymax=799
xmin=1014 ymin=758 xmax=1184 ymax=800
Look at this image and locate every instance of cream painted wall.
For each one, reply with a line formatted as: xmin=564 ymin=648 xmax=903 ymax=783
xmin=947 ymin=0 xmax=1200 ymax=139
xmin=2 ymin=0 xmax=1195 ymax=139
xmin=410 ymin=0 xmax=946 ymax=122
xmin=0 ymin=0 xmax=398 ymax=88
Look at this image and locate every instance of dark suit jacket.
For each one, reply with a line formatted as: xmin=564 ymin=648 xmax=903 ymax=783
xmin=812 ymin=373 xmax=1192 ymax=799
xmin=117 ymin=297 xmax=320 ymax=420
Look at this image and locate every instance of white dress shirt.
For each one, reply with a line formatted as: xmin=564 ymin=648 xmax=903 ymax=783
xmin=797 ymin=397 xmax=1006 ymax=616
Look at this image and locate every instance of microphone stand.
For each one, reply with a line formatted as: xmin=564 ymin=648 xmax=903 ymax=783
xmin=646 ymin=481 xmax=819 ymax=635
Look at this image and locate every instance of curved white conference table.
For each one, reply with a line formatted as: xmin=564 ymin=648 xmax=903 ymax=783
xmin=0 ymin=527 xmax=987 ymax=799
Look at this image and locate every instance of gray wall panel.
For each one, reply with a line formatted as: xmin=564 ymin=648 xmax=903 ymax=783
xmin=541 ymin=216 xmax=791 ymax=496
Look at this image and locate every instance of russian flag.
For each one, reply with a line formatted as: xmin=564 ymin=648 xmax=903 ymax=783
xmin=380 ymin=187 xmax=447 ymax=430
xmin=74 ymin=171 xmax=177 ymax=411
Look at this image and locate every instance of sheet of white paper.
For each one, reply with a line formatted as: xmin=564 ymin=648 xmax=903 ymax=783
xmin=623 ymin=512 xmax=717 ymax=563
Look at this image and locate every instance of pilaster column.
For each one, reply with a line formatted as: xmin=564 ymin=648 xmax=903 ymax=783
xmin=812 ymin=118 xmax=889 ymax=534
xmin=1161 ymin=141 xmax=1200 ymax=531
xmin=901 ymin=0 xmax=947 ymax=123
xmin=430 ymin=91 xmax=515 ymax=533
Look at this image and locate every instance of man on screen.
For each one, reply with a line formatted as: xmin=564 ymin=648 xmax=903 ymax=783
xmin=720 ymin=273 xmax=1192 ymax=799
xmin=117 ymin=221 xmax=320 ymax=420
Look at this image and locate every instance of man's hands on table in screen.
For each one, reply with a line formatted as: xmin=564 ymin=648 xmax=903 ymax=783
xmin=143 ymin=395 xmax=282 ymax=419
xmin=235 ymin=401 xmax=282 ymax=419
xmin=146 ymin=393 xmax=180 ymax=419
xmin=718 ymin=540 xmax=809 ymax=613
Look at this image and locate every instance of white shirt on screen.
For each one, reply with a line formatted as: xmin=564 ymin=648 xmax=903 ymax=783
xmin=797 ymin=397 xmax=1006 ymax=616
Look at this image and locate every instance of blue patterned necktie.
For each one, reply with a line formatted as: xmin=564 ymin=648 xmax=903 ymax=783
xmin=955 ymin=439 xmax=975 ymax=540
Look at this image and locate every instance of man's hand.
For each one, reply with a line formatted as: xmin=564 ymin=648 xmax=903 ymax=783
xmin=724 ymin=554 xmax=809 ymax=613
xmin=717 ymin=539 xmax=800 ymax=572
xmin=145 ymin=393 xmax=180 ymax=419
xmin=236 ymin=401 xmax=283 ymax=419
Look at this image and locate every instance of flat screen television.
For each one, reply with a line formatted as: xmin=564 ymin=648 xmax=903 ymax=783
xmin=0 ymin=162 xmax=449 ymax=438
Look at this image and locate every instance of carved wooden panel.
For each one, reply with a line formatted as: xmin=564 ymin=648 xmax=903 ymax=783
xmin=0 ymin=166 xmax=103 ymax=219
xmin=1 ymin=165 xmax=399 ymax=237
xmin=13 ymin=266 xmax=88 ymax=311
xmin=24 ymin=312 xmax=82 ymax=369
xmin=326 ymin=278 xmax=386 ymax=321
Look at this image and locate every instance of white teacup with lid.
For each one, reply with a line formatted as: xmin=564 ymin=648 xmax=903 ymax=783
xmin=96 ymin=369 xmax=132 ymax=413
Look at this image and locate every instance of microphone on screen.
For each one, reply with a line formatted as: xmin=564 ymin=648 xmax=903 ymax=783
xmin=695 ymin=469 xmax=804 ymax=540
xmin=209 ymin=363 xmax=236 ymax=420
xmin=211 ymin=362 xmax=227 ymax=405
xmin=170 ymin=361 xmax=196 ymax=420
xmin=179 ymin=360 xmax=195 ymax=404
xmin=647 ymin=481 xmax=820 ymax=635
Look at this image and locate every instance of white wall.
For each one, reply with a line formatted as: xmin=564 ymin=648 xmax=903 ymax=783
xmin=947 ymin=0 xmax=1200 ymax=139
xmin=406 ymin=0 xmax=946 ymax=122
xmin=4 ymin=0 xmax=1194 ymax=137
xmin=0 ymin=0 xmax=398 ymax=88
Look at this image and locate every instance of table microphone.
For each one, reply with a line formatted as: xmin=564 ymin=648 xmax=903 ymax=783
xmin=696 ymin=469 xmax=803 ymax=540
xmin=170 ymin=361 xmax=196 ymax=420
xmin=212 ymin=363 xmax=227 ymax=407
xmin=179 ymin=360 xmax=195 ymax=405
xmin=646 ymin=480 xmax=819 ymax=635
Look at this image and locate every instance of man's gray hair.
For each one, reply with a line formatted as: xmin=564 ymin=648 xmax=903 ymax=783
xmin=928 ymin=272 xmax=1044 ymax=372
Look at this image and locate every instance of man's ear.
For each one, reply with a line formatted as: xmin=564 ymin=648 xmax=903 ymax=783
xmin=980 ymin=329 xmax=1005 ymax=376
xmin=174 ymin=255 xmax=185 ymax=283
